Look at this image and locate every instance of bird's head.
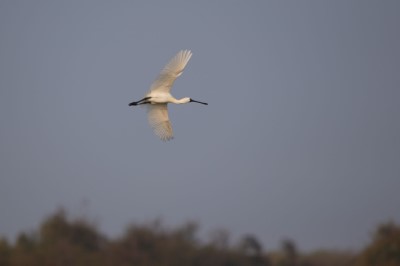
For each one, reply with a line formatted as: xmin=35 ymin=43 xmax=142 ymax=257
xmin=179 ymin=97 xmax=191 ymax=103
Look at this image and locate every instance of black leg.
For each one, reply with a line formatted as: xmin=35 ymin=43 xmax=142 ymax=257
xmin=129 ymin=97 xmax=151 ymax=106
xmin=137 ymin=101 xmax=151 ymax=105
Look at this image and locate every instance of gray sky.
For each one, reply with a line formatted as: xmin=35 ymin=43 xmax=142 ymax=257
xmin=1 ymin=1 xmax=399 ymax=251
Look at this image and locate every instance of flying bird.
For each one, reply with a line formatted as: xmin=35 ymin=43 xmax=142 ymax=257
xmin=129 ymin=50 xmax=208 ymax=141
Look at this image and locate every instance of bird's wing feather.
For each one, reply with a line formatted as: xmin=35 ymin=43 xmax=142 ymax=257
xmin=147 ymin=104 xmax=173 ymax=141
xmin=148 ymin=50 xmax=192 ymax=94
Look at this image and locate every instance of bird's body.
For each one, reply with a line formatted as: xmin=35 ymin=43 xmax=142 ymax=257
xmin=129 ymin=50 xmax=207 ymax=141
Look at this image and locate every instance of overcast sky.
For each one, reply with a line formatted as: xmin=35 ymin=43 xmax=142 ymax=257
xmin=1 ymin=1 xmax=399 ymax=251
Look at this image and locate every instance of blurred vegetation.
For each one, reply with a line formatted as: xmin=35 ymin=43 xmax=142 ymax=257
xmin=0 ymin=208 xmax=399 ymax=266
xmin=355 ymin=221 xmax=400 ymax=266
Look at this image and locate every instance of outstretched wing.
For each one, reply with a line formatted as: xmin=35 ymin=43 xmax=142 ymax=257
xmin=147 ymin=50 xmax=192 ymax=94
xmin=147 ymin=104 xmax=173 ymax=141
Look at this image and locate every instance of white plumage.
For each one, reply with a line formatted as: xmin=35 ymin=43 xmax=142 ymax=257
xmin=129 ymin=50 xmax=208 ymax=141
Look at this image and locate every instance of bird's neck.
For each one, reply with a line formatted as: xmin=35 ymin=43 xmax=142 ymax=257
xmin=173 ymin=97 xmax=190 ymax=104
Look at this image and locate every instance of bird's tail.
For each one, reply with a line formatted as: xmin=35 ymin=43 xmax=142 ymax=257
xmin=129 ymin=101 xmax=137 ymax=106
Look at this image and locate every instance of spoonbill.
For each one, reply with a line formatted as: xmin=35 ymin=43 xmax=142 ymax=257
xmin=129 ymin=50 xmax=208 ymax=141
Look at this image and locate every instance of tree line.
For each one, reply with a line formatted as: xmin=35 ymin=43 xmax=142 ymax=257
xmin=0 ymin=209 xmax=399 ymax=266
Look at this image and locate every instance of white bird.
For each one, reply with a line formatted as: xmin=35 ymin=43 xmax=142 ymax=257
xmin=129 ymin=50 xmax=208 ymax=141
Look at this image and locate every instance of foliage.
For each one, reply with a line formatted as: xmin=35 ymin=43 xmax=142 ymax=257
xmin=302 ymin=250 xmax=356 ymax=266
xmin=355 ymin=221 xmax=400 ymax=266
xmin=0 ymin=209 xmax=399 ymax=266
